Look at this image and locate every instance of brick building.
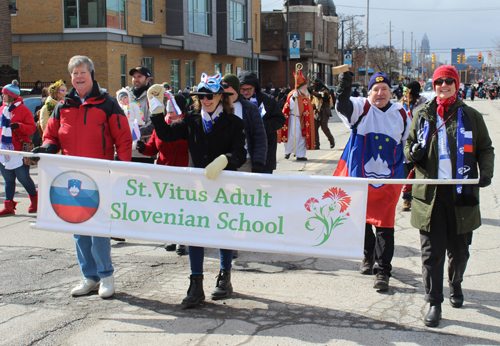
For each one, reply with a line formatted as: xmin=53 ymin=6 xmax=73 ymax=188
xmin=261 ymin=0 xmax=339 ymax=88
xmin=9 ymin=0 xmax=262 ymax=94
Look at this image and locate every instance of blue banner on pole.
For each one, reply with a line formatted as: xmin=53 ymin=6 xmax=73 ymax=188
xmin=344 ymin=50 xmax=352 ymax=67
xmin=290 ymin=34 xmax=300 ymax=59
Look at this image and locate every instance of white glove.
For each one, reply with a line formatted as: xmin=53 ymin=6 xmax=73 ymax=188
xmin=147 ymin=84 xmax=165 ymax=114
xmin=204 ymin=155 xmax=228 ymax=180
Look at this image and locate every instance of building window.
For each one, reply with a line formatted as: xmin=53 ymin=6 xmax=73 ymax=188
xmin=225 ymin=63 xmax=233 ymax=75
xmin=305 ymin=32 xmax=313 ymax=48
xmin=229 ymin=1 xmax=246 ymax=41
xmin=188 ymin=0 xmax=212 ymax=36
xmin=12 ymin=55 xmax=20 ymax=71
xmin=171 ymin=60 xmax=180 ymax=93
xmin=142 ymin=57 xmax=153 ymax=82
xmin=64 ymin=0 xmax=126 ymax=29
xmin=318 ymin=36 xmax=323 ymax=52
xmin=120 ymin=55 xmax=127 ymax=88
xmin=142 ymin=0 xmax=153 ymax=22
xmin=243 ymin=58 xmax=252 ymax=71
xmin=9 ymin=0 xmax=17 ymax=15
xmin=214 ymin=63 xmax=222 ymax=74
xmin=185 ymin=60 xmax=195 ymax=88
xmin=108 ymin=0 xmax=127 ymax=29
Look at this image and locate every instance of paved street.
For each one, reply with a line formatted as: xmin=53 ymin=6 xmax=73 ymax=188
xmin=1 ymin=100 xmax=500 ymax=345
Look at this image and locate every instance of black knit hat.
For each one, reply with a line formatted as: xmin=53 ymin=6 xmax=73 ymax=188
xmin=405 ymin=81 xmax=421 ymax=98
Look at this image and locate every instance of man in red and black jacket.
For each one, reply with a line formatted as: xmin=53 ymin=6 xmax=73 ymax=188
xmin=33 ymin=55 xmax=132 ymax=300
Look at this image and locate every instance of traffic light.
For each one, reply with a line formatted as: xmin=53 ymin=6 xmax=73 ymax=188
xmin=408 ymin=53 xmax=411 ymax=62
xmin=432 ymin=64 xmax=435 ymax=69
xmin=478 ymin=53 xmax=482 ymax=62
xmin=457 ymin=54 xmax=462 ymax=63
xmin=463 ymin=55 xmax=466 ymax=63
xmin=483 ymin=64 xmax=485 ymax=69
xmin=403 ymin=53 xmax=406 ymax=62
xmin=469 ymin=65 xmax=472 ymax=70
xmin=432 ymin=53 xmax=435 ymax=63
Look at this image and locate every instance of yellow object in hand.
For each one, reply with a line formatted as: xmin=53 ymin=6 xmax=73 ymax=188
xmin=204 ymin=155 xmax=228 ymax=180
xmin=147 ymin=84 xmax=165 ymax=114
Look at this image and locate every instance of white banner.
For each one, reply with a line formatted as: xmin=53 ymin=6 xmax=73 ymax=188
xmin=35 ymin=154 xmax=368 ymax=259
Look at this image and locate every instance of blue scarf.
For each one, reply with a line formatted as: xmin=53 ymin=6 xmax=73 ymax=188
xmin=418 ymin=107 xmax=476 ymax=205
xmin=201 ymin=104 xmax=224 ymax=133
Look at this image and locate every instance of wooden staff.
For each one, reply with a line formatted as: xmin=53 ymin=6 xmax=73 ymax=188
xmin=293 ymin=63 xmax=303 ymax=157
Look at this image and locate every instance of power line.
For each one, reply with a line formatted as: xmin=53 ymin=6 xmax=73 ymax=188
xmin=336 ymin=4 xmax=500 ymax=12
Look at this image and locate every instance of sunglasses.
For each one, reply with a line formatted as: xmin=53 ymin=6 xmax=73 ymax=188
xmin=200 ymin=94 xmax=215 ymax=100
xmin=221 ymin=82 xmax=230 ymax=89
xmin=434 ymin=78 xmax=455 ymax=86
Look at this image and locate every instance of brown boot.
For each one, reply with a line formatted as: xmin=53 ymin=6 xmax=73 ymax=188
xmin=28 ymin=192 xmax=38 ymax=213
xmin=402 ymin=199 xmax=411 ymax=211
xmin=0 ymin=200 xmax=17 ymax=217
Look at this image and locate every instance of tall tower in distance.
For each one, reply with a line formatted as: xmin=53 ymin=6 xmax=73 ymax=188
xmin=421 ymin=33 xmax=430 ymax=59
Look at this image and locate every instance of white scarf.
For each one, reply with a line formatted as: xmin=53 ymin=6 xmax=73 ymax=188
xmin=0 ymin=101 xmax=23 ymax=169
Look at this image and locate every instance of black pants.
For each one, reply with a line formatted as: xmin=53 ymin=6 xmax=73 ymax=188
xmin=420 ymin=185 xmax=472 ymax=304
xmin=314 ymin=115 xmax=335 ymax=149
xmin=364 ymin=223 xmax=394 ymax=276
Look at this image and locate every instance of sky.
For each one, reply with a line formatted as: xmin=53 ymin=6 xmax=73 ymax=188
xmin=261 ymin=0 xmax=500 ymax=64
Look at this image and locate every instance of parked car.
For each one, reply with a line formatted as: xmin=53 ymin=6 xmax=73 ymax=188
xmin=421 ymin=78 xmax=436 ymax=101
xmin=22 ymin=95 xmax=43 ymax=118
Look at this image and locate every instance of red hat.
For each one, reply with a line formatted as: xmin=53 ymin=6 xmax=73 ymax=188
xmin=293 ymin=70 xmax=307 ymax=89
xmin=432 ymin=65 xmax=459 ymax=91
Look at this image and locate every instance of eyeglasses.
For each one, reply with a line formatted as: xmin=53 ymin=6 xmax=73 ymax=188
xmin=434 ymin=78 xmax=455 ymax=86
xmin=221 ymin=83 xmax=230 ymax=89
xmin=240 ymin=87 xmax=253 ymax=93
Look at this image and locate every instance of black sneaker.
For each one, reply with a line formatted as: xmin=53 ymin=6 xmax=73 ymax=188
xmin=165 ymin=244 xmax=176 ymax=251
xmin=373 ymin=272 xmax=390 ymax=291
xmin=176 ymin=245 xmax=187 ymax=256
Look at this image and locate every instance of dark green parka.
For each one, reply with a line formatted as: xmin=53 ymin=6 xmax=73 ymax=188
xmin=404 ymin=98 xmax=494 ymax=234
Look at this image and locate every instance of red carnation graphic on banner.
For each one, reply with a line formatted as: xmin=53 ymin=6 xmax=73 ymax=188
xmin=304 ymin=187 xmax=351 ymax=246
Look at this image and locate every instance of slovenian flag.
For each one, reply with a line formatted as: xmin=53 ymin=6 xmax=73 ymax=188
xmin=131 ymin=119 xmax=141 ymax=141
xmin=164 ymin=90 xmax=182 ymax=115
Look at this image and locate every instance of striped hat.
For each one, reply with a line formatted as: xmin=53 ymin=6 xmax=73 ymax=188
xmin=2 ymin=81 xmax=21 ymax=99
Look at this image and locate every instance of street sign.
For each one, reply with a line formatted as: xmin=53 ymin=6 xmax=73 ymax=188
xmin=344 ymin=50 xmax=352 ymax=67
xmin=290 ymin=34 xmax=300 ymax=59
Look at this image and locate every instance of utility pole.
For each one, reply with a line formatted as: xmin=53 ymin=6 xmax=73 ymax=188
xmin=364 ymin=0 xmax=369 ymax=87
xmin=410 ymin=32 xmax=413 ymax=80
xmin=402 ymin=30 xmax=404 ymax=82
xmin=286 ymin=0 xmax=290 ymax=88
xmin=389 ymin=21 xmax=392 ymax=82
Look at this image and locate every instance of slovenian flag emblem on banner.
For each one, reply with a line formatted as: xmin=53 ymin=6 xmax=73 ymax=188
xmin=164 ymin=90 xmax=182 ymax=115
xmin=131 ymin=119 xmax=141 ymax=141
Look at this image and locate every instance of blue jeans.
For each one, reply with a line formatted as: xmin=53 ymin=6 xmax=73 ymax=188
xmin=74 ymin=235 xmax=113 ymax=282
xmin=188 ymin=246 xmax=233 ymax=275
xmin=0 ymin=163 xmax=37 ymax=200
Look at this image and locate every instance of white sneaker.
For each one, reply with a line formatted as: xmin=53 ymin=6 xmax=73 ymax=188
xmin=99 ymin=276 xmax=115 ymax=298
xmin=71 ymin=279 xmax=99 ymax=296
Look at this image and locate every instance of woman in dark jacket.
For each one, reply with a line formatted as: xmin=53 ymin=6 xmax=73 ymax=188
xmin=405 ymin=65 xmax=494 ymax=327
xmin=149 ymin=72 xmax=246 ymax=308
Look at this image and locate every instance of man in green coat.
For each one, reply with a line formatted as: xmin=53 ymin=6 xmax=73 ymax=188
xmin=404 ymin=65 xmax=494 ymax=327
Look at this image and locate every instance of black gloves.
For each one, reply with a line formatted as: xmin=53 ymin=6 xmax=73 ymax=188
xmin=338 ymin=72 xmax=354 ymax=91
xmin=32 ymin=143 xmax=59 ymax=154
xmin=478 ymin=174 xmax=491 ymax=188
xmin=10 ymin=122 xmax=19 ymax=130
xmin=136 ymin=140 xmax=146 ymax=153
xmin=251 ymin=163 xmax=264 ymax=173
xmin=409 ymin=143 xmax=425 ymax=162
